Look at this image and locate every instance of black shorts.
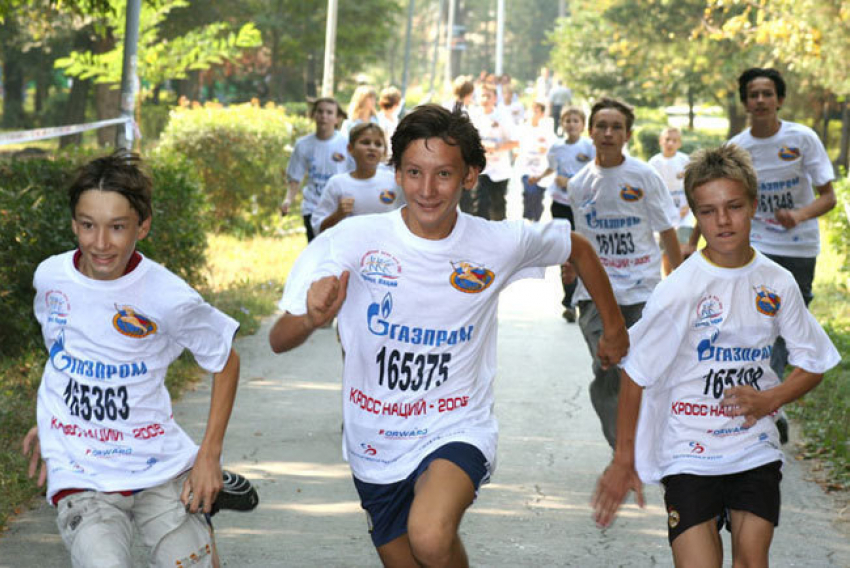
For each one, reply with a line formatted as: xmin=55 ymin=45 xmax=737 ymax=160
xmin=662 ymin=461 xmax=782 ymax=544
xmin=352 ymin=442 xmax=489 ymax=547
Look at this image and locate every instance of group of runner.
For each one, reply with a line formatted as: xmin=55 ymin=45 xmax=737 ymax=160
xmin=22 ymin=65 xmax=841 ymax=568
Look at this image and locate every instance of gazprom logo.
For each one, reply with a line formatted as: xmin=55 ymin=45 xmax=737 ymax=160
xmin=366 ymin=292 xmax=473 ymax=347
xmin=697 ymin=330 xmax=772 ymax=363
xmin=367 ymin=293 xmax=393 ymax=335
xmin=50 ymin=330 xmax=148 ymax=380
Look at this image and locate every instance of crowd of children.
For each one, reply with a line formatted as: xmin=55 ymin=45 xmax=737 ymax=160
xmin=20 ymin=66 xmax=841 ymax=568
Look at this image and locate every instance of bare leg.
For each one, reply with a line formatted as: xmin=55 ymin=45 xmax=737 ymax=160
xmin=671 ymin=518 xmax=723 ymax=568
xmin=376 ymin=534 xmax=419 ymax=568
xmin=728 ymin=509 xmax=773 ymax=568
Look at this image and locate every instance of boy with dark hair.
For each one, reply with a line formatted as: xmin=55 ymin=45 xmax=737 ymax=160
xmin=592 ymin=143 xmax=839 ymax=568
xmin=568 ymin=96 xmax=682 ymax=448
xmin=282 ymin=97 xmax=353 ymax=242
xmin=269 ymin=104 xmax=629 ymax=567
xmin=22 ymin=151 xmax=243 ymax=567
xmin=730 ymin=68 xmax=836 ymax=384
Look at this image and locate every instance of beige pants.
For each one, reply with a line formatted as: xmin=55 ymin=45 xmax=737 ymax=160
xmin=56 ymin=472 xmax=215 ymax=568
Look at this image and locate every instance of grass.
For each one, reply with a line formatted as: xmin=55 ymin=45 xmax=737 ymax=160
xmin=0 ymin=232 xmax=305 ymax=531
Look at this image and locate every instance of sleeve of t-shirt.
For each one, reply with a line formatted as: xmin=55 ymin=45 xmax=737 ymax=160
xmin=515 ymin=219 xmax=572 ymax=270
xmin=644 ymin=168 xmax=677 ymax=231
xmin=169 ymin=289 xmax=240 ymax=374
xmin=620 ymin=288 xmax=685 ymax=389
xmin=278 ymin=233 xmax=344 ymax=316
xmin=311 ymin=177 xmax=341 ymax=234
xmin=776 ymin=276 xmax=841 ymax=373
xmin=802 ymin=129 xmax=835 ymax=187
xmin=286 ymin=139 xmax=307 ymax=183
xmin=546 ymin=145 xmax=558 ymax=171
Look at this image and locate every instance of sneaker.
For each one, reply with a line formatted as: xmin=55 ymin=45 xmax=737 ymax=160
xmin=211 ymin=470 xmax=259 ymax=516
xmin=562 ymin=307 xmax=576 ymax=323
xmin=776 ymin=416 xmax=789 ymax=445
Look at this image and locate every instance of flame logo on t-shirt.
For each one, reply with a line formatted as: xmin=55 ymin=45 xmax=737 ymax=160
xmin=379 ymin=189 xmax=397 ymax=204
xmin=778 ymin=146 xmax=801 ymax=161
xmin=112 ymin=304 xmax=157 ymax=338
xmin=620 ymin=184 xmax=644 ymax=202
xmin=754 ymin=286 xmax=781 ymax=317
xmin=449 ymin=260 xmax=495 ymax=293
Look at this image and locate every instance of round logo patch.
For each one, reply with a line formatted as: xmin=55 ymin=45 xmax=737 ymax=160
xmin=778 ymin=146 xmax=801 ymax=161
xmin=379 ymin=189 xmax=397 ymax=204
xmin=449 ymin=260 xmax=495 ymax=294
xmin=754 ymin=285 xmax=781 ymax=317
xmin=668 ymin=508 xmax=680 ymax=529
xmin=620 ymin=184 xmax=644 ymax=201
xmin=112 ymin=304 xmax=157 ymax=338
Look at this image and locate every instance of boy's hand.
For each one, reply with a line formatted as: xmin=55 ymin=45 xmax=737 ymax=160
xmin=597 ymin=326 xmax=629 ymax=370
xmin=22 ymin=426 xmax=47 ymax=487
xmin=721 ymin=385 xmax=775 ymax=428
xmin=591 ymin=460 xmax=645 ymax=528
xmin=527 ymin=175 xmax=541 ymax=186
xmin=560 ymin=262 xmax=576 ymax=286
xmin=555 ymin=175 xmax=569 ymax=189
xmin=182 ymin=452 xmax=223 ymax=515
xmin=280 ymin=198 xmax=291 ymax=216
xmin=775 ymin=208 xmax=800 ymax=229
xmin=338 ymin=198 xmax=355 ymax=216
xmin=306 ymin=271 xmax=350 ymax=329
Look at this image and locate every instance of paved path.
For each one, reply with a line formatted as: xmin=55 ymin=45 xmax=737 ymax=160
xmin=1 ymin=265 xmax=848 ymax=567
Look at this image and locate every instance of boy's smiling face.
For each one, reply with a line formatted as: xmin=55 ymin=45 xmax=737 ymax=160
xmin=72 ymin=189 xmax=150 ymax=281
xmin=395 ymin=137 xmax=478 ymax=240
xmin=692 ymin=178 xmax=756 ymax=268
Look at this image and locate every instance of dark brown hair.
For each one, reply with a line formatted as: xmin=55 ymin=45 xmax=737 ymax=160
xmin=68 ymin=150 xmax=152 ymax=222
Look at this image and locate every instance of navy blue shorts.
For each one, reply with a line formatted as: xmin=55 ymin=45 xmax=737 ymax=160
xmin=352 ymin=442 xmax=489 ymax=547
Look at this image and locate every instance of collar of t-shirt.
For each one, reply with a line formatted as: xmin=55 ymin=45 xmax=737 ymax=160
xmin=72 ymin=249 xmax=142 ymax=275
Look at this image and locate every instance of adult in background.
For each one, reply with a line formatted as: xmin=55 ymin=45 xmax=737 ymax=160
xmin=548 ymin=80 xmax=573 ymax=135
xmin=377 ymin=86 xmax=402 ymax=142
xmin=342 ymin=85 xmax=380 ymax=138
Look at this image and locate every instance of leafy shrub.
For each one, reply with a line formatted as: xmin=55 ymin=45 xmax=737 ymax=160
xmin=824 ymin=174 xmax=850 ymax=276
xmin=139 ymin=103 xmax=173 ymax=145
xmin=0 ymin=154 xmax=208 ymax=357
xmin=157 ymin=100 xmax=314 ymax=235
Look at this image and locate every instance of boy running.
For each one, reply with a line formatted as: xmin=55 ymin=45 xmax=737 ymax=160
xmin=567 ymin=97 xmax=682 ymax=448
xmin=516 ymin=102 xmax=556 ymax=222
xmin=22 ymin=151 xmax=242 ymax=567
xmin=528 ymin=106 xmax=595 ymax=322
xmin=592 ymin=143 xmax=839 ymax=567
xmin=648 ymin=126 xmax=693 ymax=273
xmin=282 ymin=97 xmax=354 ymax=242
xmin=269 ymin=105 xmax=628 ymax=567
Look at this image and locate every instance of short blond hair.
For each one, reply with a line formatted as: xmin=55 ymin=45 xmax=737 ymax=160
xmin=684 ymin=143 xmax=757 ymax=211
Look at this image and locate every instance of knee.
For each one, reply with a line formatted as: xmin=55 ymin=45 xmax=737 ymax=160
xmin=407 ymin=516 xmax=456 ymax=567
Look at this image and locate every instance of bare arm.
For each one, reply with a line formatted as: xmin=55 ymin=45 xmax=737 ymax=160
xmin=721 ymin=367 xmax=822 ymax=428
xmin=269 ymin=271 xmax=350 ymax=354
xmin=528 ymin=167 xmax=554 ymax=186
xmin=281 ymin=179 xmax=301 ymax=215
xmin=320 ymin=198 xmax=355 ymax=233
xmin=182 ymin=348 xmax=240 ymax=514
xmin=568 ymin=232 xmax=629 ymax=369
xmin=22 ymin=426 xmax=47 ymax=487
xmin=659 ymin=227 xmax=683 ymax=274
xmin=775 ymin=181 xmax=836 ymax=229
xmin=592 ymin=370 xmax=645 ymax=527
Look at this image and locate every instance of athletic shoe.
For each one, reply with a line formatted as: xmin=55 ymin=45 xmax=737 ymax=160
xmin=211 ymin=470 xmax=259 ymax=516
xmin=562 ymin=307 xmax=576 ymax=323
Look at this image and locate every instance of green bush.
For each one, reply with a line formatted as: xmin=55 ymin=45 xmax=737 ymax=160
xmin=157 ymin=101 xmax=314 ymax=235
xmin=139 ymin=103 xmax=173 ymax=145
xmin=824 ymin=174 xmax=850 ymax=276
xmin=0 ymin=154 xmax=208 ymax=358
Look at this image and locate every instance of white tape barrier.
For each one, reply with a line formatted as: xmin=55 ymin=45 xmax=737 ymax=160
xmin=0 ymin=116 xmax=137 ymax=146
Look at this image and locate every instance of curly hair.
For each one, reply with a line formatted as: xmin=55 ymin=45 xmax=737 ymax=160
xmin=738 ymin=67 xmax=786 ymax=103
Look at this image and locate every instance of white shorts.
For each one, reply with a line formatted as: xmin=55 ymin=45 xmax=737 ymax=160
xmin=56 ymin=472 xmax=215 ymax=568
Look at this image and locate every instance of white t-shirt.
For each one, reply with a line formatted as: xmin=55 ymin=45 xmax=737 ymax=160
xmin=470 ymin=107 xmax=517 ymax=182
xmin=569 ymin=157 xmax=677 ymax=305
xmin=648 ymin=151 xmax=693 ymax=228
xmin=286 ymin=131 xmax=353 ymax=216
xmin=623 ymin=251 xmax=840 ymax=484
xmin=729 ymin=121 xmax=834 ymax=257
xmin=34 ymin=251 xmax=239 ymax=503
xmin=500 ymin=100 xmax=526 ymax=127
xmin=311 ymin=169 xmax=405 ymax=235
xmin=279 ymin=210 xmax=572 ymax=484
xmin=515 ymin=122 xmax=556 ymax=178
xmin=546 ymin=138 xmax=595 ymax=205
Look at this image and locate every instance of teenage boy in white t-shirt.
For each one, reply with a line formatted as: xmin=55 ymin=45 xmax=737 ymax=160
xmin=516 ymin=101 xmax=556 ymax=222
xmin=568 ymin=97 xmax=682 ymax=448
xmin=283 ymin=97 xmax=354 ymax=242
xmin=529 ymin=106 xmax=596 ymax=322
xmin=269 ymin=104 xmax=629 ymax=567
xmin=592 ymin=143 xmax=839 ymax=568
xmin=21 ymin=151 xmax=245 ymax=568
xmin=648 ymin=127 xmax=692 ymax=274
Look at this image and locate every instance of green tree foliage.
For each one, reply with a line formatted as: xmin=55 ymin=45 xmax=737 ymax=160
xmin=53 ymin=0 xmax=261 ymax=95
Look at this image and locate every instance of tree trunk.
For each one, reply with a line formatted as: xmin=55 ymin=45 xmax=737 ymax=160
xmin=822 ymin=97 xmax=831 ymax=145
xmin=93 ymin=33 xmax=119 ymax=147
xmin=59 ymin=78 xmax=91 ymax=147
xmin=1 ymin=47 xmax=26 ymax=128
xmin=687 ymin=83 xmax=695 ymax=131
xmin=726 ymin=92 xmax=746 ymax=139
xmin=837 ymin=101 xmax=849 ymax=173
